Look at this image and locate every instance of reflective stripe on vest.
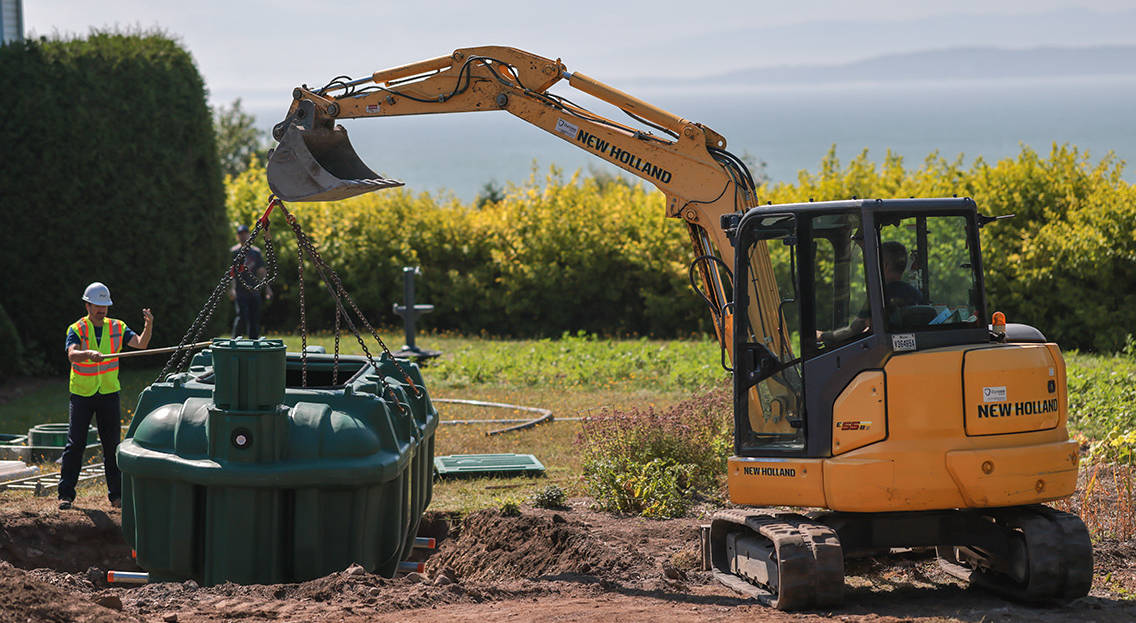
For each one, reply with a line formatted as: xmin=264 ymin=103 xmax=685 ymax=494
xmin=69 ymin=316 xmax=123 ymax=396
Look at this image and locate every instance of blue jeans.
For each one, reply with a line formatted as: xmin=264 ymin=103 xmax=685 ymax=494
xmin=232 ymin=294 xmax=261 ymax=339
xmin=59 ymin=392 xmax=122 ymax=502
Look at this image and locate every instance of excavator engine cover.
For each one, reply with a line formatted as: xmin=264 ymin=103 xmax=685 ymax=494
xmin=267 ymin=121 xmax=403 ymax=202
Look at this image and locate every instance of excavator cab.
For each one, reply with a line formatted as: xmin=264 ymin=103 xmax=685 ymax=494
xmin=732 ymin=198 xmax=988 ymax=458
xmin=708 ymin=197 xmax=1091 ymax=610
xmin=266 ymin=98 xmax=403 ymax=202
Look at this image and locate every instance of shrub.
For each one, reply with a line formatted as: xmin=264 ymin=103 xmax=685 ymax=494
xmin=497 ymin=497 xmax=521 ymax=517
xmin=531 ymin=484 xmax=567 ymax=509
xmin=577 ymin=386 xmax=731 ymax=518
xmin=0 ymin=31 xmax=227 ymax=372
xmin=585 ymin=457 xmax=698 ymax=519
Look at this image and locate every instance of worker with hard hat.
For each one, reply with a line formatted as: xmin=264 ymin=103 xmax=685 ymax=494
xmin=59 ymin=282 xmax=153 ymax=510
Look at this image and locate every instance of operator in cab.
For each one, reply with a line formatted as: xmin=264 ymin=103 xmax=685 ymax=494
xmin=819 ymin=241 xmax=920 ymax=345
xmin=60 ymin=282 xmax=153 ymax=510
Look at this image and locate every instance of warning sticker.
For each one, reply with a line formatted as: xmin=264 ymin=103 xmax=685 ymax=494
xmin=983 ymin=386 xmax=1007 ymax=403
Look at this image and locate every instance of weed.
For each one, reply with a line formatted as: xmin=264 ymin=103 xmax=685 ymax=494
xmin=1066 ymin=352 xmax=1136 ymax=464
xmin=498 ymin=497 xmax=521 ymax=517
xmin=1075 ymin=462 xmax=1136 ymax=541
xmin=531 ymin=484 xmax=567 ymax=509
xmin=577 ymin=385 xmax=731 ymax=518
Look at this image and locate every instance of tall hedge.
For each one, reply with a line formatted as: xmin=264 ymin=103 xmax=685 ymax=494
xmin=0 ymin=32 xmax=228 ymax=373
xmin=229 ymin=144 xmax=1133 ymax=351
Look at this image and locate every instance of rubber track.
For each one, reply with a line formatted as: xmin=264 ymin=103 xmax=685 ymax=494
xmin=710 ymin=509 xmax=844 ymax=610
xmin=941 ymin=505 xmax=1092 ymax=603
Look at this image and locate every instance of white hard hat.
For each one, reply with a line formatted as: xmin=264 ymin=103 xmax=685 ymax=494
xmin=82 ymin=282 xmax=113 ymax=306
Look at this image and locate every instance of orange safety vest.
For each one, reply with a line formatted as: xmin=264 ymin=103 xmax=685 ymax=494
xmin=68 ymin=316 xmax=124 ymax=396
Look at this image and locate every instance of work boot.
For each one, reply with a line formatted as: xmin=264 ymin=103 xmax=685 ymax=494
xmin=58 ymin=499 xmax=73 ymax=510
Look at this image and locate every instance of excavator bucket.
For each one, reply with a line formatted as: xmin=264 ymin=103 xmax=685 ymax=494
xmin=266 ymin=123 xmax=403 ymax=202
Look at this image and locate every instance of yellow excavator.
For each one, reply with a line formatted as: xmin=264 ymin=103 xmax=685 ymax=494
xmin=265 ymin=46 xmax=1092 ymax=610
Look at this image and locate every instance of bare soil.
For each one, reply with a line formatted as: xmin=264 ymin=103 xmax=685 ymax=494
xmin=1 ymin=495 xmax=1134 ymax=623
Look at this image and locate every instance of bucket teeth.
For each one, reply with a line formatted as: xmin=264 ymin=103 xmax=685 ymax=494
xmin=267 ymin=123 xmax=403 ymax=202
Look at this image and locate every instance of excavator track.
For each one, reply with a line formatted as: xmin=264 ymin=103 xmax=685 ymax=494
xmin=707 ymin=509 xmax=844 ymax=610
xmin=937 ymin=505 xmax=1092 ymax=603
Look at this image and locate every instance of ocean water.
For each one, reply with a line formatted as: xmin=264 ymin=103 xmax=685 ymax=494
xmin=251 ymin=76 xmax=1136 ymax=202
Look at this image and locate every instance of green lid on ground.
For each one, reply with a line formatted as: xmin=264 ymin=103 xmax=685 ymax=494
xmin=434 ymin=453 xmax=545 ymax=477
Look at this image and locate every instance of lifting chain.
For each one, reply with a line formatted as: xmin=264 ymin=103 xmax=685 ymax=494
xmin=296 ymin=228 xmax=308 ymax=388
xmin=333 ymin=305 xmax=341 ymax=386
xmin=157 ymin=196 xmax=423 ymax=418
xmin=156 ymin=212 xmax=278 ymax=383
xmin=276 ymin=200 xmax=422 ymax=410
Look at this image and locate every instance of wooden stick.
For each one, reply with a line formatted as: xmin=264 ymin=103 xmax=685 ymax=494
xmin=106 ymin=341 xmax=213 ymax=360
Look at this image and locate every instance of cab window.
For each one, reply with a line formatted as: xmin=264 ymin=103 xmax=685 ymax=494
xmin=811 ymin=213 xmax=871 ymax=352
xmin=877 ymin=214 xmax=980 ymax=332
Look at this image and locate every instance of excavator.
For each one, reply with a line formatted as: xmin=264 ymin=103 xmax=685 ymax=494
xmin=265 ymin=46 xmax=1092 ymax=610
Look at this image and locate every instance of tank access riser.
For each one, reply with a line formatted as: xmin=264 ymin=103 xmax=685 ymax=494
xmin=704 ymin=504 xmax=1092 ymax=611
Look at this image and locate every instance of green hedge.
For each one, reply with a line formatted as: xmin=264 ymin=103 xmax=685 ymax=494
xmin=230 ymin=145 xmax=1133 ymax=351
xmin=0 ymin=32 xmax=228 ymax=373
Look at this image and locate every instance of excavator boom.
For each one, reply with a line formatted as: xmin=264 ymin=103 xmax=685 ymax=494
xmin=267 ymin=45 xmax=785 ymax=361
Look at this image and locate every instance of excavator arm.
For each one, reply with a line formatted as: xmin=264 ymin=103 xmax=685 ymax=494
xmin=267 ymin=45 xmax=785 ymax=370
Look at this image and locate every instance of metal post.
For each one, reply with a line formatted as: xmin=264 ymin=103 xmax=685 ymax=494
xmin=392 ymin=267 xmax=440 ymax=360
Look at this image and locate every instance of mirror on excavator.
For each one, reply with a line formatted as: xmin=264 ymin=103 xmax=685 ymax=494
xmin=266 ymin=99 xmax=403 ymax=202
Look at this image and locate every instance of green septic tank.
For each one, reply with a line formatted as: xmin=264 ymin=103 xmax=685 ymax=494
xmin=117 ymin=339 xmax=437 ymax=586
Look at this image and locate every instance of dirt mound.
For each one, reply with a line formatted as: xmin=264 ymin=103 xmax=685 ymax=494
xmin=0 ymin=505 xmax=136 ymax=573
xmin=426 ymin=510 xmax=646 ymax=582
xmin=0 ymin=561 xmax=135 ymax=623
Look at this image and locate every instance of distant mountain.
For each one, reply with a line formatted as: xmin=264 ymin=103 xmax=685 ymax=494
xmin=626 ymin=46 xmax=1136 ymax=86
xmin=603 ymin=9 xmax=1136 ymax=78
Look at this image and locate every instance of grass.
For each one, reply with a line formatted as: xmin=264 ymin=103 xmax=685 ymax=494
xmin=4 ymin=335 xmax=1135 ymax=521
xmin=0 ymin=331 xmax=724 ymax=514
xmin=1066 ymin=351 xmax=1136 ymax=457
xmin=0 ymin=367 xmax=158 ymax=434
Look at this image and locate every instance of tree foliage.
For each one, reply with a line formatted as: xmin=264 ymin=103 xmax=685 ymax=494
xmin=214 ymin=98 xmax=267 ymax=178
xmin=0 ymin=31 xmax=228 ymax=372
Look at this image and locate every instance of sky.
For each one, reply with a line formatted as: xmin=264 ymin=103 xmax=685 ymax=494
xmin=20 ymin=1 xmax=1136 ymax=198
xmin=23 ymin=1 xmax=1136 ymax=115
